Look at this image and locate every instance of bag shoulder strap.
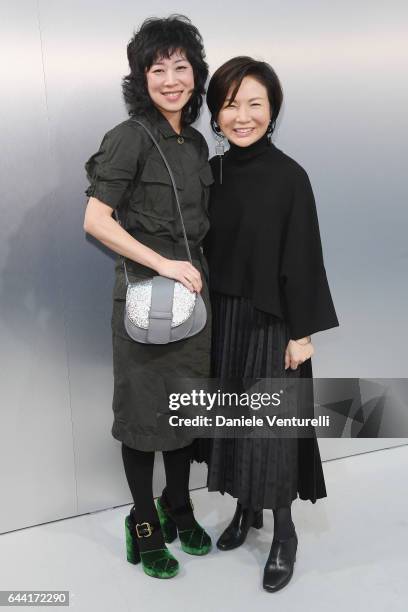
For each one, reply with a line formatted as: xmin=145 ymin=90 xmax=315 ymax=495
xmin=114 ymin=118 xmax=193 ymax=286
xmin=132 ymin=119 xmax=192 ymax=262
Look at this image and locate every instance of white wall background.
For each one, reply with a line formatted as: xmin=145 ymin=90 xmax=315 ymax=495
xmin=0 ymin=0 xmax=407 ymax=533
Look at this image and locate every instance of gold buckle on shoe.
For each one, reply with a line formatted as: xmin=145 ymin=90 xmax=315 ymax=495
xmin=135 ymin=522 xmax=153 ymax=538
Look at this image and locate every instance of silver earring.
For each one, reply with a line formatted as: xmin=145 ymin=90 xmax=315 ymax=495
xmin=267 ymin=119 xmax=275 ymax=143
xmin=214 ymin=125 xmax=226 ymax=184
xmin=215 ymin=130 xmax=225 ymax=156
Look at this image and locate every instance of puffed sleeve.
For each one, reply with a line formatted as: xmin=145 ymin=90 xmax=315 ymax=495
xmin=84 ymin=122 xmax=142 ymax=210
xmin=280 ymin=167 xmax=339 ymax=339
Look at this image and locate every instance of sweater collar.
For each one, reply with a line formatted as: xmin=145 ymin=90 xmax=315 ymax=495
xmin=227 ymin=132 xmax=271 ymax=161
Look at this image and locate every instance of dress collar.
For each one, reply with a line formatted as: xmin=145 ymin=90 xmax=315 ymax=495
xmin=227 ymin=132 xmax=271 ymax=161
xmin=151 ymin=107 xmax=200 ymax=141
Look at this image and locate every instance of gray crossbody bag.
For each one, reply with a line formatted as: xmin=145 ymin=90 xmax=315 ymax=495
xmin=114 ymin=119 xmax=207 ymax=344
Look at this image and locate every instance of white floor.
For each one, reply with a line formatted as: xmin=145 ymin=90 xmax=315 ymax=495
xmin=1 ymin=445 xmax=407 ymax=612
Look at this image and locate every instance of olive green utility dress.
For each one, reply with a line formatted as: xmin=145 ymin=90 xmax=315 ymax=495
xmin=84 ymin=110 xmax=214 ymax=452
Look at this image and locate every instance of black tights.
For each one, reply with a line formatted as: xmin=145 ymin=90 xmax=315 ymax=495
xmin=122 ymin=442 xmax=295 ymax=549
xmin=121 ymin=442 xmax=193 ymax=549
xmin=242 ymin=501 xmax=296 ymax=541
xmin=272 ymin=505 xmax=296 ymax=540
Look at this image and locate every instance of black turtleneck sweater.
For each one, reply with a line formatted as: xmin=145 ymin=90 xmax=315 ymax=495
xmin=203 ymin=134 xmax=339 ymax=340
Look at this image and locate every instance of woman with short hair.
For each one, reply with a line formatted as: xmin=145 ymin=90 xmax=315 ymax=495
xmin=204 ymin=56 xmax=339 ymax=591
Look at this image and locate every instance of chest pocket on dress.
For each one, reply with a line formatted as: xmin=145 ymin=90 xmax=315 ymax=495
xmin=198 ymin=164 xmax=214 ymax=187
xmin=139 ymin=157 xmax=184 ymax=221
xmin=198 ymin=164 xmax=214 ymax=214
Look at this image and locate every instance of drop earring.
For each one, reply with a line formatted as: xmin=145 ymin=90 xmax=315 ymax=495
xmin=267 ymin=119 xmax=275 ymax=144
xmin=214 ymin=123 xmax=226 ymax=184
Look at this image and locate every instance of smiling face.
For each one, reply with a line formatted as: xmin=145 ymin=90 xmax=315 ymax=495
xmin=145 ymin=49 xmax=195 ymax=125
xmin=217 ymin=75 xmax=272 ymax=147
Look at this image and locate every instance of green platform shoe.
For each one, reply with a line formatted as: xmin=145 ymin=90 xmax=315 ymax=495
xmin=125 ymin=507 xmax=179 ymax=579
xmin=156 ymin=491 xmax=212 ymax=556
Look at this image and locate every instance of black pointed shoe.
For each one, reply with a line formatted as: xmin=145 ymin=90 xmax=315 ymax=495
xmin=263 ymin=533 xmax=298 ymax=592
xmin=216 ymin=502 xmax=263 ymax=551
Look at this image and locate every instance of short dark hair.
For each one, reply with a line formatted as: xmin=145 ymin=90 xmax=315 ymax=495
xmin=206 ymin=56 xmax=283 ymax=135
xmin=122 ymin=14 xmax=208 ymax=125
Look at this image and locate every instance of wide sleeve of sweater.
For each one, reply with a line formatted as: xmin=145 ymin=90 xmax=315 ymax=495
xmin=279 ymin=165 xmax=339 ymax=339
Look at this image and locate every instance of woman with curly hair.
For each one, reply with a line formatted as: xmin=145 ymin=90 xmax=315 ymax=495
xmin=83 ymin=15 xmax=213 ymax=579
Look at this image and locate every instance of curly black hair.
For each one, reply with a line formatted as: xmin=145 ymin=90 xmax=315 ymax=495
xmin=122 ymin=14 xmax=208 ymax=126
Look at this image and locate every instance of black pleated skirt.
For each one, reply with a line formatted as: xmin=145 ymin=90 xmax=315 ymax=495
xmin=206 ymin=292 xmax=327 ymax=510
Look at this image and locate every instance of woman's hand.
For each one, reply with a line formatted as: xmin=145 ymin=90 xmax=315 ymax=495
xmin=284 ymin=338 xmax=314 ymax=370
xmin=156 ymin=258 xmax=202 ymax=293
xmin=83 ymin=198 xmax=203 ymax=293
